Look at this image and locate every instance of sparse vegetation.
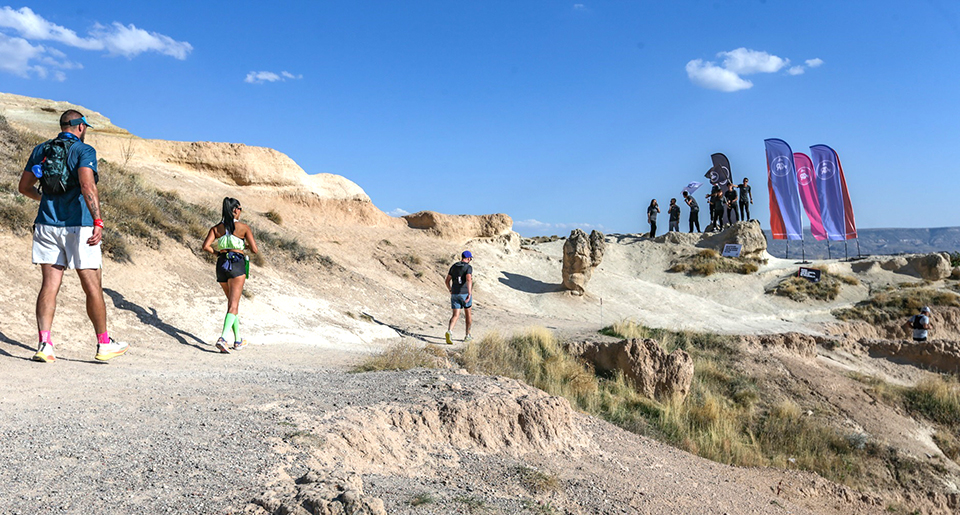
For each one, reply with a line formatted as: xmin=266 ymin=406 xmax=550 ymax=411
xmin=410 ymin=492 xmax=435 ymax=506
xmin=515 ymin=465 xmax=561 ymax=494
xmin=834 ymin=288 xmax=960 ymax=324
xmin=850 ymin=373 xmax=960 ymax=464
xmin=668 ymin=249 xmax=762 ymax=276
xmin=264 ymin=209 xmax=283 ymax=225
xmin=353 ymin=341 xmax=448 ymax=372
xmin=772 ymin=267 xmax=861 ymax=303
xmin=283 ymin=429 xmax=325 ymax=447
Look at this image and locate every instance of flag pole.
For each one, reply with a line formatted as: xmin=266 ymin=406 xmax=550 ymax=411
xmin=827 ymin=241 xmax=831 ymax=260
xmin=856 ymin=238 xmax=862 ymax=258
xmin=844 ymin=240 xmax=849 ymax=260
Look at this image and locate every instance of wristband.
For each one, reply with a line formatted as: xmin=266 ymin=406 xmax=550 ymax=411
xmin=93 ymin=219 xmax=104 ymax=228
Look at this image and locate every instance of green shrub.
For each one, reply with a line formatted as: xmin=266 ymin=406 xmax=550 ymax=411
xmin=834 ymin=288 xmax=960 ymax=323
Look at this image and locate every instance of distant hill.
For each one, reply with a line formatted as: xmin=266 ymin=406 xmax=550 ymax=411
xmin=764 ymin=226 xmax=960 ymax=259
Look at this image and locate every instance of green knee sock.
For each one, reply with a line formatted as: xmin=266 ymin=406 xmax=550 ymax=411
xmin=232 ymin=315 xmax=241 ymax=342
xmin=221 ymin=313 xmax=237 ymax=340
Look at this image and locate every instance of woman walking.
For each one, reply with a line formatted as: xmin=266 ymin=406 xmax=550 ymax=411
xmin=202 ymin=197 xmax=259 ymax=353
xmin=647 ymin=199 xmax=660 ymax=238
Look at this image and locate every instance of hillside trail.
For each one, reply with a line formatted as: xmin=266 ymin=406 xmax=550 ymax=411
xmin=0 ymin=328 xmax=887 ymax=515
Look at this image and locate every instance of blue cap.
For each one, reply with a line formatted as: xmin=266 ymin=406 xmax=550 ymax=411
xmin=462 ymin=251 xmax=472 ymax=259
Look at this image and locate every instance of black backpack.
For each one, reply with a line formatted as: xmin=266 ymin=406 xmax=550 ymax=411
xmin=37 ymin=136 xmax=79 ymax=195
xmin=912 ymin=315 xmax=926 ymax=330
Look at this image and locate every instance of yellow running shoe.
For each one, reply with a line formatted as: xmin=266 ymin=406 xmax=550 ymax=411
xmin=445 ymin=331 xmax=453 ymax=345
xmin=33 ymin=342 xmax=56 ymax=363
xmin=95 ymin=338 xmax=129 ymax=361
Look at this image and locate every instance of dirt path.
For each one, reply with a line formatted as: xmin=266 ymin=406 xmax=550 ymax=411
xmin=0 ymin=332 xmax=887 ymax=515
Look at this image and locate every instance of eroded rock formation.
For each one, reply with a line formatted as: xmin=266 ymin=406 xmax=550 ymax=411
xmin=561 ymin=229 xmax=605 ymax=294
xmin=567 ymin=338 xmax=694 ymax=401
xmin=697 ymin=220 xmax=767 ymax=258
xmin=403 ymin=211 xmax=513 ymax=240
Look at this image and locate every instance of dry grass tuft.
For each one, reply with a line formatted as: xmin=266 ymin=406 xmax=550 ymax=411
xmin=668 ymin=249 xmax=763 ymax=276
xmin=353 ymin=341 xmax=450 ymax=372
xmin=834 ymin=288 xmax=960 ymax=323
xmin=515 ymin=465 xmax=561 ymax=493
xmin=772 ymin=268 xmax=860 ymax=302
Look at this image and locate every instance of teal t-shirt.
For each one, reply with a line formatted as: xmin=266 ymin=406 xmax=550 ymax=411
xmin=24 ymin=133 xmax=98 ymax=227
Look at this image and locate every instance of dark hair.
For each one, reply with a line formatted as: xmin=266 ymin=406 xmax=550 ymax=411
xmin=59 ymin=109 xmax=83 ymax=127
xmin=670 ymin=198 xmax=676 ymax=204
xmin=648 ymin=199 xmax=657 ymax=208
xmin=221 ymin=197 xmax=241 ymax=234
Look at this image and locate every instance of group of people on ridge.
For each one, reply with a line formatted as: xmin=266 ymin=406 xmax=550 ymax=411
xmin=646 ymin=178 xmax=753 ymax=238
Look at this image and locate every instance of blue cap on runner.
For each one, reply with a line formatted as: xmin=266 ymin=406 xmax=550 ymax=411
xmin=462 ymin=251 xmax=472 ymax=259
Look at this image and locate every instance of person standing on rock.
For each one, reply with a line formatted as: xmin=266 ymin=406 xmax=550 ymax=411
xmin=445 ymin=251 xmax=473 ymax=345
xmin=737 ymin=178 xmax=754 ymax=221
xmin=18 ymin=109 xmax=129 ymax=362
xmin=202 ymin=197 xmax=259 ymax=353
xmin=904 ymin=306 xmax=933 ymax=342
xmin=667 ymin=198 xmax=681 ymax=233
xmin=709 ymin=185 xmax=724 ymax=231
xmin=647 ymin=199 xmax=660 ymax=238
xmin=723 ymin=182 xmax=739 ymax=226
xmin=682 ymin=191 xmax=700 ymax=233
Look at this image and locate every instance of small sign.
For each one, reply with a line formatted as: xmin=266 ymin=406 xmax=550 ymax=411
xmin=798 ymin=267 xmax=822 ymax=283
xmin=721 ymin=244 xmax=742 ymax=258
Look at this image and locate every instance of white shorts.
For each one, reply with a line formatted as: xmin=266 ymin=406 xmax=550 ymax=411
xmin=32 ymin=224 xmax=102 ymax=270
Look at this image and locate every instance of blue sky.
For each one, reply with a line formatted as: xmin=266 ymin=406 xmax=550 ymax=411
xmin=2 ymin=1 xmax=959 ymax=236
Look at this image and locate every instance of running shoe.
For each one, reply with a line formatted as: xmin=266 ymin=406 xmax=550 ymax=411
xmin=233 ymin=339 xmax=248 ymax=350
xmin=33 ymin=342 xmax=56 ymax=363
xmin=215 ymin=337 xmax=231 ymax=354
xmin=445 ymin=331 xmax=453 ymax=345
xmin=464 ymin=334 xmax=474 ymax=343
xmin=95 ymin=338 xmax=129 ymax=361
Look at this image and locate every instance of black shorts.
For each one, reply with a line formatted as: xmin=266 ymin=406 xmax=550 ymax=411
xmin=216 ymin=252 xmax=247 ymax=283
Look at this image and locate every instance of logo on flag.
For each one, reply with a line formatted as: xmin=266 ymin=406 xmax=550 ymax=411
xmin=770 ymin=156 xmax=791 ymax=178
xmin=816 ymin=161 xmax=836 ymax=180
xmin=797 ymin=165 xmax=813 ymax=186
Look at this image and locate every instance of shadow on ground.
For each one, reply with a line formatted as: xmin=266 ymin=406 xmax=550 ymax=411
xmin=498 ymin=271 xmax=564 ymax=294
xmin=104 ymin=288 xmax=216 ymax=353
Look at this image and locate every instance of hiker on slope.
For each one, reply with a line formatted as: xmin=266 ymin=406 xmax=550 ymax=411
xmin=904 ymin=306 xmax=933 ymax=342
xmin=445 ymin=251 xmax=474 ymax=345
xmin=18 ymin=109 xmax=129 ymax=363
xmin=202 ymin=197 xmax=259 ymax=353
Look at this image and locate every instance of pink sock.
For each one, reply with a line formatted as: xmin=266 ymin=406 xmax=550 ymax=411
xmin=39 ymin=331 xmax=51 ymax=344
xmin=97 ymin=332 xmax=110 ymax=345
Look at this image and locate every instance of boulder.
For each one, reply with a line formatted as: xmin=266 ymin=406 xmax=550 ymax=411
xmin=904 ymin=253 xmax=952 ymax=281
xmin=561 ymin=229 xmax=605 ymax=294
xmin=880 ymin=256 xmax=908 ymax=271
xmin=567 ymin=338 xmax=694 ymax=401
xmin=696 ymin=220 xmax=767 ymax=258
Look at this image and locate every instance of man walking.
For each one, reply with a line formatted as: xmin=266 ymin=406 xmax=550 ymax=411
xmin=667 ymin=198 xmax=681 ymax=233
xmin=445 ymin=251 xmax=473 ymax=345
xmin=18 ymin=110 xmax=129 ymax=362
xmin=738 ymin=178 xmax=754 ymax=221
xmin=683 ymin=191 xmax=700 ymax=233
xmin=904 ymin=306 xmax=933 ymax=342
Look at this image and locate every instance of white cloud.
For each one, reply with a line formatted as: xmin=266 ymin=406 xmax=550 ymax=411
xmin=0 ymin=6 xmax=100 ymax=49
xmin=91 ymin=22 xmax=192 ymax=59
xmin=513 ymin=219 xmax=605 ymax=236
xmin=0 ymin=6 xmax=192 ymax=80
xmin=387 ymin=208 xmax=410 ymax=217
xmin=718 ymin=48 xmax=788 ymax=74
xmin=245 ymin=70 xmax=303 ymax=84
xmin=573 ymin=4 xmax=586 ymax=9
xmin=687 ymin=48 xmax=821 ymax=92
xmin=685 ymin=59 xmax=753 ymax=92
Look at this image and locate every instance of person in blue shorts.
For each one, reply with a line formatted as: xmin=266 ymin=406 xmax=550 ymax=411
xmin=444 ymin=251 xmax=473 ymax=344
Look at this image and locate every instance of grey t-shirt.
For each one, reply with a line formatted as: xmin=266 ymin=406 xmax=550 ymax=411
xmin=668 ymin=205 xmax=681 ymax=222
xmin=686 ymin=197 xmax=699 ymax=212
xmin=647 ymin=205 xmax=658 ymax=223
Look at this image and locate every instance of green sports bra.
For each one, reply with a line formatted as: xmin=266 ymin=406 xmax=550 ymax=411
xmin=214 ymin=232 xmax=245 ymax=252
